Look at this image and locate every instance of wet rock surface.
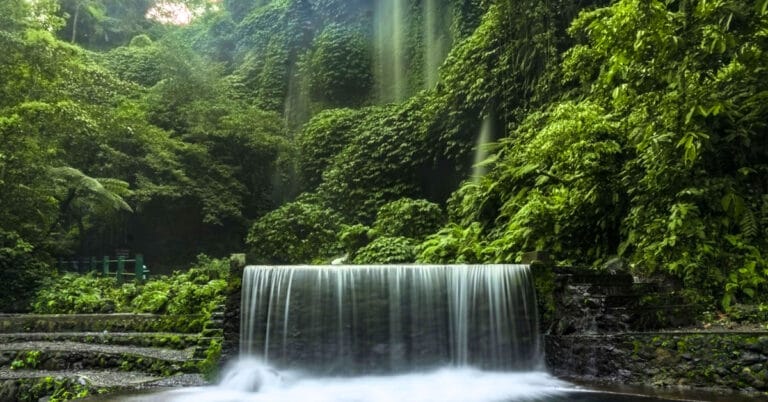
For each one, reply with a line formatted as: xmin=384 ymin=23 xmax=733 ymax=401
xmin=546 ymin=332 xmax=768 ymax=393
xmin=540 ymin=265 xmax=768 ymax=396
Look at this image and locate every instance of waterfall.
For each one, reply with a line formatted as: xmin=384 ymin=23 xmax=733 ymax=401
xmin=423 ymin=0 xmax=451 ymax=89
xmin=374 ymin=0 xmax=408 ymax=103
xmin=373 ymin=0 xmax=453 ymax=102
xmin=472 ymin=114 xmax=495 ymax=183
xmin=283 ymin=63 xmax=310 ymax=130
xmin=240 ymin=264 xmax=542 ymax=375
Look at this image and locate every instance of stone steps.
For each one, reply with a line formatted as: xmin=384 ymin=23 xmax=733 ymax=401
xmin=0 ymin=314 xmax=205 ymax=334
xmin=0 ymin=332 xmax=201 ymax=350
xmin=0 ymin=369 xmax=207 ymax=401
xmin=0 ymin=341 xmax=200 ymax=376
xmin=0 ymin=369 xmax=161 ymax=388
xmin=0 ymin=311 xmax=224 ymax=399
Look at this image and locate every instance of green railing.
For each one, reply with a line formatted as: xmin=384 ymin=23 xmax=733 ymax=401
xmin=58 ymin=254 xmax=149 ymax=282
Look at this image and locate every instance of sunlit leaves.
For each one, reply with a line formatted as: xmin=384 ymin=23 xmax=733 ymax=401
xmin=558 ymin=0 xmax=768 ymax=304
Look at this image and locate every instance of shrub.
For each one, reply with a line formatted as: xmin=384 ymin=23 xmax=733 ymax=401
xmin=247 ymin=197 xmax=344 ymax=264
xmin=32 ymin=273 xmax=120 ymax=314
xmin=307 ymin=24 xmax=373 ymax=107
xmin=31 ymin=254 xmax=229 ymax=317
xmin=0 ymin=230 xmax=52 ymax=312
xmin=352 ymin=237 xmax=417 ymax=264
xmin=372 ymin=198 xmax=445 ymax=241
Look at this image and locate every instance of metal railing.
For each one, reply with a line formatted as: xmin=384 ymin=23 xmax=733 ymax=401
xmin=58 ymin=254 xmax=149 ymax=282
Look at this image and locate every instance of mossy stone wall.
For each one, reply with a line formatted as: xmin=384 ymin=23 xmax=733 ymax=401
xmin=0 ymin=313 xmax=204 ymax=333
xmin=546 ymin=332 xmax=768 ymax=393
xmin=221 ymin=254 xmax=246 ymax=364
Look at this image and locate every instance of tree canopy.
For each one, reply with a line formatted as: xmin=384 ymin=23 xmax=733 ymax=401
xmin=2 ymin=0 xmax=768 ymax=312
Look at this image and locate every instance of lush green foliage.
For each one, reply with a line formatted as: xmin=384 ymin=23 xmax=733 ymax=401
xmin=435 ymin=0 xmax=768 ymax=308
xmin=470 ymin=101 xmax=623 ymax=264
xmin=352 ymin=236 xmax=417 ymax=264
xmin=338 ymin=224 xmax=372 ymax=261
xmin=306 ymin=24 xmax=372 ymax=107
xmin=560 ymin=0 xmax=768 ymax=307
xmin=246 ymin=197 xmax=344 ymax=264
xmin=416 ymin=223 xmax=488 ymax=264
xmin=372 ymin=198 xmax=445 ymax=240
xmin=334 ymin=198 xmax=445 ymax=262
xmin=17 ymin=375 xmax=97 ymax=402
xmin=296 ymin=108 xmax=361 ymax=190
xmin=4 ymin=0 xmax=768 ymax=313
xmin=31 ymin=255 xmax=228 ymax=315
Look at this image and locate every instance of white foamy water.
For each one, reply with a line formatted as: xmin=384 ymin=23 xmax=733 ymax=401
xmin=126 ymin=359 xmax=569 ymax=402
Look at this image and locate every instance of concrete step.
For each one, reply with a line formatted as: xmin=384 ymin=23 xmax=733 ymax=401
xmin=0 ymin=332 xmax=200 ymax=350
xmin=0 ymin=369 xmax=207 ymax=401
xmin=0 ymin=369 xmax=161 ymax=388
xmin=0 ymin=314 xmax=205 ymax=334
xmin=0 ymin=341 xmax=200 ymax=375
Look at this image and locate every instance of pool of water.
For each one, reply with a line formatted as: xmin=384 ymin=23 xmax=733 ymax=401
xmin=87 ymin=359 xmax=727 ymax=402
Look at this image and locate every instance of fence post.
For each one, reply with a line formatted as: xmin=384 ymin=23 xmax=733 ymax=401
xmin=90 ymin=257 xmax=97 ymax=272
xmin=134 ymin=254 xmax=144 ymax=283
xmin=103 ymin=256 xmax=110 ymax=275
xmin=117 ymin=256 xmax=125 ymax=282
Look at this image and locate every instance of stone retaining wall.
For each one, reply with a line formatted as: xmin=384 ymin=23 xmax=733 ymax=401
xmin=221 ymin=254 xmax=245 ymax=364
xmin=546 ymin=332 xmax=768 ymax=392
xmin=536 ymin=261 xmax=768 ymax=395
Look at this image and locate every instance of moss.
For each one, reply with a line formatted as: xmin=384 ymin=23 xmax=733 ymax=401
xmin=12 ymin=376 xmax=99 ymax=402
xmin=198 ymin=338 xmax=222 ymax=382
xmin=531 ymin=263 xmax=556 ymax=328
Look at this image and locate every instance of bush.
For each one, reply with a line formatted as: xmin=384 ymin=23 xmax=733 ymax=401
xmin=307 ymin=24 xmax=373 ymax=107
xmin=416 ymin=223 xmax=489 ymax=264
xmin=352 ymin=237 xmax=417 ymax=264
xmin=372 ymin=198 xmax=445 ymax=241
xmin=296 ymin=108 xmax=361 ymax=190
xmin=31 ymin=255 xmax=229 ymax=316
xmin=0 ymin=230 xmax=52 ymax=312
xmin=247 ymin=197 xmax=344 ymax=264
xmin=32 ymin=273 xmax=120 ymax=314
xmin=338 ymin=224 xmax=372 ymax=261
xmin=130 ymin=280 xmax=171 ymax=313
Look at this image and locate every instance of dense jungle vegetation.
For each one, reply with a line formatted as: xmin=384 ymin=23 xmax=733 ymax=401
xmin=2 ymin=0 xmax=768 ymax=314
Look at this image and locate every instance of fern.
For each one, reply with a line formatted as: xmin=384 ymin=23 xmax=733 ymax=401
xmin=740 ymin=208 xmax=758 ymax=239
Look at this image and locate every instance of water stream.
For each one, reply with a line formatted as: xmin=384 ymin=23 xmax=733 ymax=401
xmin=103 ymin=265 xmax=712 ymax=401
xmin=374 ymin=0 xmax=408 ymax=103
xmin=423 ymin=0 xmax=451 ymax=89
xmin=241 ymin=264 xmax=541 ymax=373
xmin=472 ymin=114 xmax=495 ymax=183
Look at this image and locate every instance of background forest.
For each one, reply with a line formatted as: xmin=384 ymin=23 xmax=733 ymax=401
xmin=2 ymin=0 xmax=768 ymax=314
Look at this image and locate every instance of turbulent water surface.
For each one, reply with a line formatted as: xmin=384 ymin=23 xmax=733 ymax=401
xmin=108 ymin=358 xmax=685 ymax=402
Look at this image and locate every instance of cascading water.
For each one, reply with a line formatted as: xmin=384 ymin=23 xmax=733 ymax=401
xmin=374 ymin=0 xmax=408 ymax=103
xmin=240 ymin=264 xmax=542 ymax=374
xmin=119 ymin=265 xmax=568 ymax=402
xmin=472 ymin=114 xmax=495 ymax=183
xmin=423 ymin=0 xmax=452 ymax=89
xmin=114 ymin=265 xmax=686 ymax=401
xmin=374 ymin=0 xmax=452 ymax=102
